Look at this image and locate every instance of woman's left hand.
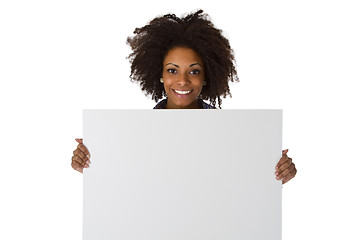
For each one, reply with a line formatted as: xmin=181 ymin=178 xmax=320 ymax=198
xmin=275 ymin=149 xmax=297 ymax=184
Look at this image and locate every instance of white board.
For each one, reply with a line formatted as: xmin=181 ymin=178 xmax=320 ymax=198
xmin=83 ymin=109 xmax=282 ymax=240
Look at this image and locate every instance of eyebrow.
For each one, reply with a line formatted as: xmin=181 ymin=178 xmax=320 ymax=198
xmin=165 ymin=62 xmax=202 ymax=67
xmin=190 ymin=63 xmax=202 ymax=67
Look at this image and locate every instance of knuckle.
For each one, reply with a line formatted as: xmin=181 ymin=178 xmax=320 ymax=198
xmin=76 ymin=156 xmax=85 ymax=164
xmin=80 ymin=150 xmax=86 ymax=157
xmin=290 ymin=163 xmax=295 ymax=170
xmin=74 ymin=163 xmax=82 ymax=170
xmin=280 ymin=165 xmax=286 ymax=171
xmin=71 ymin=158 xmax=83 ymax=170
xmin=82 ymin=146 xmax=89 ymax=155
xmin=83 ymin=145 xmax=89 ymax=153
xmin=72 ymin=162 xmax=80 ymax=170
xmin=76 ymin=150 xmax=84 ymax=157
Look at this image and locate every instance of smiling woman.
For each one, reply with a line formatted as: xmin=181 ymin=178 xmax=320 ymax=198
xmin=70 ymin=9 xmax=297 ymax=185
xmin=126 ymin=9 xmax=239 ymax=109
xmin=161 ymin=47 xmax=206 ymax=109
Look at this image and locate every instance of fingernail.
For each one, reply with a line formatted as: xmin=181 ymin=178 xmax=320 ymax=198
xmin=275 ymin=166 xmax=278 ymax=170
xmin=275 ymin=172 xmax=279 ymax=175
xmin=86 ymin=160 xmax=90 ymax=164
xmin=276 ymin=176 xmax=280 ymax=180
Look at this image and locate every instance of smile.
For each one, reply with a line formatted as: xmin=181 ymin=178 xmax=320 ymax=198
xmin=173 ymin=89 xmax=192 ymax=95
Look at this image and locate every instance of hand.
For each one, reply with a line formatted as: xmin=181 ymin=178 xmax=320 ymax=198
xmin=71 ymin=138 xmax=91 ymax=173
xmin=275 ymin=149 xmax=297 ymax=184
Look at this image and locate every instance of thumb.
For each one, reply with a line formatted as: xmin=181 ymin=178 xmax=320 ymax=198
xmin=282 ymin=149 xmax=289 ymax=155
xmin=75 ymin=138 xmax=83 ymax=144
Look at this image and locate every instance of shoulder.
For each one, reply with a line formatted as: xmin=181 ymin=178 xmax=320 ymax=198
xmin=153 ymin=99 xmax=167 ymax=109
xmin=198 ymin=99 xmax=216 ymax=109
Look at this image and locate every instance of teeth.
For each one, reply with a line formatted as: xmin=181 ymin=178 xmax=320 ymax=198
xmin=174 ymin=90 xmax=191 ymax=94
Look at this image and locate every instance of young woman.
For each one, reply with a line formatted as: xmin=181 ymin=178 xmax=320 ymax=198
xmin=71 ymin=10 xmax=297 ymax=184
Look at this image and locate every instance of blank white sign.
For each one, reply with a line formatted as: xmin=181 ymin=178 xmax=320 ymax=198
xmin=83 ymin=109 xmax=282 ymax=240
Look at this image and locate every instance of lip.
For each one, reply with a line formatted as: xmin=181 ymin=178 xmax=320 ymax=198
xmin=172 ymin=89 xmax=193 ymax=98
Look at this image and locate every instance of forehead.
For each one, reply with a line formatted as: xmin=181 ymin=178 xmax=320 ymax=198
xmin=163 ymin=47 xmax=203 ymax=65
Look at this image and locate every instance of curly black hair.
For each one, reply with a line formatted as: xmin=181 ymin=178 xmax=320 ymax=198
xmin=126 ymin=9 xmax=239 ymax=109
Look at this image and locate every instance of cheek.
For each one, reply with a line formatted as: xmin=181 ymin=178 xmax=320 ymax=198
xmin=195 ymin=86 xmax=203 ymax=95
xmin=193 ymin=76 xmax=204 ymax=87
xmin=163 ymin=81 xmax=172 ymax=94
xmin=162 ymin=76 xmax=176 ymax=89
xmin=192 ymin=82 xmax=203 ymax=95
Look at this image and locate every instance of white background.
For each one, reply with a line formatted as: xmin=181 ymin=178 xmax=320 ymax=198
xmin=0 ymin=0 xmax=359 ymax=239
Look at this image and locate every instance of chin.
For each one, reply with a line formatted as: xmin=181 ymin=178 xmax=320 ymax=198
xmin=175 ymin=100 xmax=196 ymax=108
xmin=175 ymin=102 xmax=190 ymax=107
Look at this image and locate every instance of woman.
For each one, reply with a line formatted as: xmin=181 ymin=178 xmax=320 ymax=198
xmin=71 ymin=10 xmax=297 ymax=184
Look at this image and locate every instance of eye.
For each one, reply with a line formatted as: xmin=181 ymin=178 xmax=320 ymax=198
xmin=167 ymin=68 xmax=177 ymax=74
xmin=190 ymin=69 xmax=201 ymax=75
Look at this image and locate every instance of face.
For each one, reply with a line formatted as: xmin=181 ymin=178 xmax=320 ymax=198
xmin=162 ymin=47 xmax=205 ymax=109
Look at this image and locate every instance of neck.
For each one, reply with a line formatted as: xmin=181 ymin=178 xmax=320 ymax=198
xmin=165 ymin=99 xmax=201 ymax=109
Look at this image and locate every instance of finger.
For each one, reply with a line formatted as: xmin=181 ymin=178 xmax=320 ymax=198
xmin=277 ymin=157 xmax=292 ymax=175
xmin=277 ymin=162 xmax=295 ymax=179
xmin=282 ymin=167 xmax=297 ymax=184
xmin=275 ymin=152 xmax=289 ymax=170
xmin=72 ymin=155 xmax=86 ymax=167
xmin=71 ymin=161 xmax=84 ymax=173
xmin=73 ymin=149 xmax=89 ymax=164
xmin=275 ymin=149 xmax=289 ymax=168
xmin=72 ymin=153 xmax=90 ymax=168
xmin=77 ymin=143 xmax=91 ymax=159
xmin=75 ymin=138 xmax=83 ymax=144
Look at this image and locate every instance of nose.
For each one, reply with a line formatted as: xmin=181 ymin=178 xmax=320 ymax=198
xmin=176 ymin=72 xmax=191 ymax=86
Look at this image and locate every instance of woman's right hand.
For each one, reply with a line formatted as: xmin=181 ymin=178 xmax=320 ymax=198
xmin=71 ymin=138 xmax=91 ymax=173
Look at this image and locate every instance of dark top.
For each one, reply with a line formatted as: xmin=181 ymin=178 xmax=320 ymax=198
xmin=153 ymin=98 xmax=216 ymax=109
